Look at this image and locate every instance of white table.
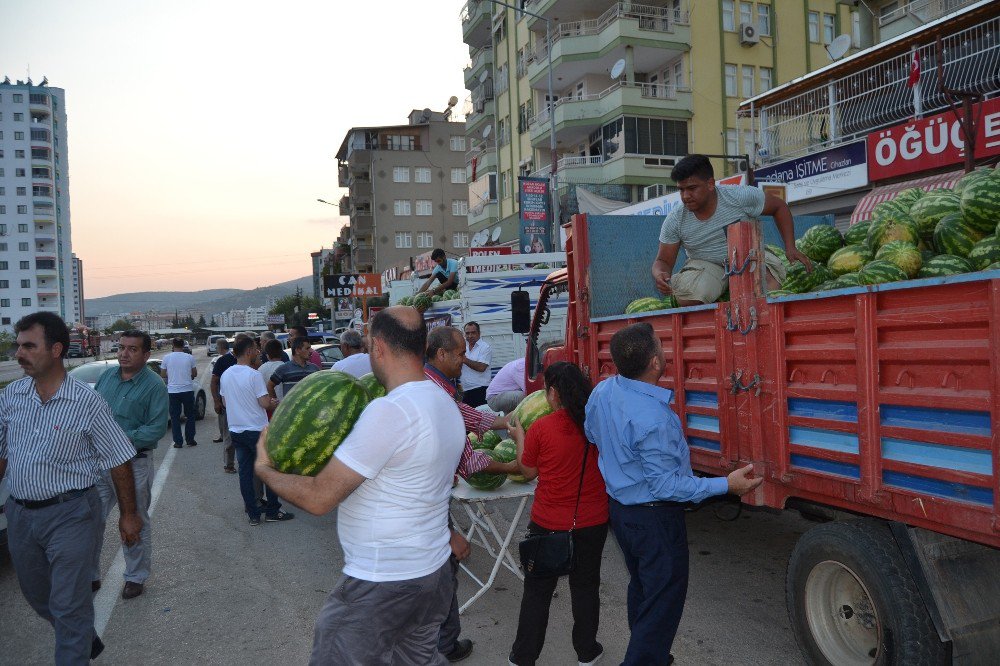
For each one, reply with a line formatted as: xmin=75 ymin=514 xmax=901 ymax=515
xmin=451 ymin=478 xmax=536 ymax=614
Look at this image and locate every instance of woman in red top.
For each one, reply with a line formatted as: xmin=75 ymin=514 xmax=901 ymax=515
xmin=507 ymin=361 xmax=609 ymax=666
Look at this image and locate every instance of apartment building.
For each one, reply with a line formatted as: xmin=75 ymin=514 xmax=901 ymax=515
xmin=0 ymin=78 xmax=75 ymax=330
xmin=460 ymin=0 xmax=895 ymax=243
xmin=335 ymin=109 xmax=470 ymax=279
xmin=71 ymin=252 xmax=84 ymax=323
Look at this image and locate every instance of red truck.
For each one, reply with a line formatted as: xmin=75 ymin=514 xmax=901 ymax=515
xmin=68 ymin=326 xmax=101 ymax=358
xmin=522 ymin=212 xmax=1000 ymax=664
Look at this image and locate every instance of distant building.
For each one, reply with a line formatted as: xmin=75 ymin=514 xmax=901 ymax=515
xmin=311 ymin=247 xmax=334 ymax=301
xmin=71 ymin=253 xmax=84 ymax=324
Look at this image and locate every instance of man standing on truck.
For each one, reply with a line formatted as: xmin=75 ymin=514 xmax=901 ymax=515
xmin=417 ymin=248 xmax=459 ymax=297
xmin=584 ymin=322 xmax=763 ymax=665
xmin=651 ymin=154 xmax=811 ymax=305
xmin=460 ymin=322 xmax=491 ymax=408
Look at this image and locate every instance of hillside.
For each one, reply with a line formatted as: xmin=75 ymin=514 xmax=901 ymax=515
xmin=85 ymin=276 xmax=313 ymax=316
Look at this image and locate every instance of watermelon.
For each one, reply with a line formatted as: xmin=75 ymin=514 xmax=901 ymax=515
xmin=933 ymin=213 xmax=986 ymax=258
xmin=986 ymin=261 xmax=1000 ymax=270
xmin=857 ymin=260 xmax=907 ymax=285
xmin=358 ymin=372 xmax=386 ymax=400
xmin=431 ymin=294 xmax=443 ymax=303
xmin=843 ymin=220 xmax=871 ymax=246
xmin=480 ymin=430 xmax=502 ymax=449
xmin=511 ymin=390 xmax=554 ymax=433
xmin=782 ymin=262 xmax=821 ymax=294
xmin=442 ymin=289 xmax=460 ymax=300
xmin=625 ymin=297 xmax=676 ymax=314
xmin=829 ymin=272 xmax=862 ymax=288
xmin=795 ymin=225 xmax=843 ymax=263
xmin=917 ymin=254 xmax=976 ymax=278
xmin=827 ymin=244 xmax=873 ymax=276
xmin=868 ymin=215 xmax=919 ymax=250
xmin=493 ymin=438 xmax=516 ymax=463
xmin=766 ymin=244 xmax=790 ymax=267
xmin=508 ymin=471 xmax=531 ymax=483
xmin=468 ymin=432 xmax=481 ymax=449
xmin=812 ymin=280 xmax=839 ymax=293
xmin=715 ymin=291 xmax=730 ymax=303
xmin=953 ymin=168 xmax=995 ymax=197
xmin=397 ymin=296 xmax=412 ymax=306
xmin=909 ymin=190 xmax=961 ymax=241
xmin=871 ymin=199 xmax=910 ymax=224
xmin=967 ymin=235 xmax=1000 ymax=271
xmin=412 ymin=293 xmax=432 ymax=312
xmin=533 ymin=263 xmax=551 ymax=269
xmin=875 ymin=241 xmax=922 ymax=278
xmin=266 ymin=371 xmax=369 ymax=476
xmin=920 ymin=248 xmax=936 ymax=263
xmin=893 ymin=187 xmax=925 ymax=207
xmin=466 ymin=449 xmax=507 ymax=491
xmin=959 ymin=173 xmax=1000 ymax=234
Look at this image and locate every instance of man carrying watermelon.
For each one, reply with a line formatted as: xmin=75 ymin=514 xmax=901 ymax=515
xmin=417 ymin=248 xmax=460 ymax=297
xmin=254 ymin=307 xmax=467 ymax=665
xmin=652 ymin=154 xmax=812 ymax=305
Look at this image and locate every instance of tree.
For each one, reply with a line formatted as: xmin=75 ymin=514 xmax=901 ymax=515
xmin=104 ymin=318 xmax=133 ymax=334
xmin=197 ymin=314 xmax=207 ymax=327
xmin=270 ymin=293 xmax=323 ymax=328
xmin=0 ymin=330 xmax=13 ymax=361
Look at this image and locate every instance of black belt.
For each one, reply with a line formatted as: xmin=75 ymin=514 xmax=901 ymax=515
xmin=135 ymin=448 xmax=151 ymax=459
xmin=611 ymin=498 xmax=687 ymax=508
xmin=12 ymin=486 xmax=93 ymax=510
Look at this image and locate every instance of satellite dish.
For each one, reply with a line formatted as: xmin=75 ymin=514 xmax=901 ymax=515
xmin=482 ymin=125 xmax=492 ymax=140
xmin=491 ymin=226 xmax=502 ymax=242
xmin=447 ymin=95 xmax=459 ymax=107
xmin=479 ymin=70 xmax=490 ymax=83
xmin=610 ymin=58 xmax=626 ymax=80
xmin=826 ymin=34 xmax=851 ymax=61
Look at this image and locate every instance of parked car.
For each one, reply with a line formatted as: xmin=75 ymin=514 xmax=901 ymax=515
xmin=311 ymin=343 xmax=344 ymax=370
xmin=206 ymin=335 xmax=228 ymax=356
xmin=0 ymin=476 xmax=9 ymax=548
xmin=68 ymin=360 xmax=207 ymax=420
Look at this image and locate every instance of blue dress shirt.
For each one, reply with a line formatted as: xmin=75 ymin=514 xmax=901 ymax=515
xmin=584 ymin=375 xmax=729 ymax=505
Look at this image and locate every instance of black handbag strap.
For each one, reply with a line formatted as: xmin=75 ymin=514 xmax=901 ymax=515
xmin=569 ymin=442 xmax=590 ymax=532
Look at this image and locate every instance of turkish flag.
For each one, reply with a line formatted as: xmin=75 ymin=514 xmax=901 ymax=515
xmin=907 ymin=51 xmax=920 ymax=88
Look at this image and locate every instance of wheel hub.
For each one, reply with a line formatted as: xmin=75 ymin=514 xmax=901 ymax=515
xmin=804 ymin=560 xmax=881 ymax=665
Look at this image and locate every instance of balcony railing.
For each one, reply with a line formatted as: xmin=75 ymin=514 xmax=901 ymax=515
xmin=878 ymin=0 xmax=979 ymax=27
xmin=29 ymin=93 xmax=49 ymax=106
xmin=30 ymin=129 xmax=50 ymax=142
xmin=527 ymin=81 xmax=688 ymax=129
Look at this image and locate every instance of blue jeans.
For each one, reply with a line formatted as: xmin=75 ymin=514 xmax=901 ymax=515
xmin=169 ymin=391 xmax=197 ymax=445
xmin=230 ymin=430 xmax=281 ymax=519
xmin=608 ymin=499 xmax=688 ymax=666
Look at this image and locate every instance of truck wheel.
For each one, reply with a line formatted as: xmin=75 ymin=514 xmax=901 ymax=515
xmin=786 ymin=520 xmax=948 ymax=666
xmin=195 ymin=393 xmax=206 ymax=421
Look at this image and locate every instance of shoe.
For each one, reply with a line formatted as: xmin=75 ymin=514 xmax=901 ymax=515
xmin=265 ymin=510 xmax=295 ymax=523
xmin=444 ymin=639 xmax=473 ymax=662
xmin=122 ymin=582 xmax=144 ymax=600
xmin=578 ymin=645 xmax=604 ymax=666
xmin=172 ymin=443 xmax=183 ymax=448
xmin=186 ymin=440 xmax=198 ymax=447
xmin=213 ymin=435 xmax=223 ymax=443
xmin=91 ymin=636 xmax=105 ymax=660
xmin=223 ymin=465 xmax=236 ymax=474
xmin=248 ymin=515 xmax=261 ymax=526
xmin=92 ymin=580 xmax=101 ymax=593
xmin=669 ymin=655 xmax=674 ymax=664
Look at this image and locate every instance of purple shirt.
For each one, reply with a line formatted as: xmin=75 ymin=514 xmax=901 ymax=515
xmin=486 ymin=357 xmax=526 ymax=398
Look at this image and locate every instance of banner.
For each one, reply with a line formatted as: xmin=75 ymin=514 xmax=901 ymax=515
xmin=518 ymin=176 xmax=551 ymax=254
xmin=469 ymin=246 xmax=512 ymax=273
xmin=756 ymin=141 xmax=868 ymax=202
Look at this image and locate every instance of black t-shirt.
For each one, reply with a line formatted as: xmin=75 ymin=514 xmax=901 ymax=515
xmin=212 ymin=352 xmax=237 ymax=378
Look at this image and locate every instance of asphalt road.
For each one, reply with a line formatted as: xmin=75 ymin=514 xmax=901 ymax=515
xmin=0 ymin=350 xmax=812 ymax=665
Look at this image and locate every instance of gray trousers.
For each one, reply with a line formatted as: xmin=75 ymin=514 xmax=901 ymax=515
xmin=310 ymin=559 xmax=454 ymax=666
xmin=93 ymin=452 xmax=153 ymax=584
xmin=487 ymin=390 xmax=525 ymax=414
xmin=218 ymin=409 xmax=234 ymax=468
xmin=437 ymin=556 xmax=461 ymax=653
xmin=6 ymin=488 xmax=102 ymax=665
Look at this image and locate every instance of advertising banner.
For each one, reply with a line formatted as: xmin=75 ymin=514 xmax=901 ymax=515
xmin=518 ymin=176 xmax=551 ymax=254
xmin=469 ymin=246 xmax=512 ymax=273
xmin=756 ymin=140 xmax=868 ymax=202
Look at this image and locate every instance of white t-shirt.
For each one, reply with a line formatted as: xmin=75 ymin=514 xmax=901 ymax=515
xmin=331 ymin=353 xmax=372 ymax=378
xmin=335 ymin=380 xmax=465 ymax=582
xmin=219 ymin=364 xmax=268 ymax=433
xmin=258 ymin=360 xmax=284 ymax=385
xmin=461 ymin=339 xmax=493 ymax=389
xmin=161 ymin=351 xmax=197 ymax=393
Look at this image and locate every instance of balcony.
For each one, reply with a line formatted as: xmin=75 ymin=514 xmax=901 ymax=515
xmin=37 ymin=291 xmax=59 ymax=298
xmin=29 ymin=93 xmax=50 ymax=108
xmin=354 ymin=248 xmax=375 ymax=268
xmin=338 ymin=196 xmax=350 ymax=215
xmin=532 ymin=152 xmax=684 ymax=188
xmin=468 ymin=201 xmax=498 ymax=227
xmin=31 ymin=147 xmax=51 ymax=161
xmin=352 ymin=214 xmax=374 ymax=233
xmin=460 ymin=0 xmax=492 ymax=49
xmin=30 ymin=129 xmax=50 ymax=143
xmin=464 ymin=46 xmax=494 ymax=89
xmin=466 ymin=99 xmax=495 ymax=134
xmin=528 ymin=81 xmax=692 ymax=147
xmin=338 ymin=165 xmax=349 ymax=188
xmin=36 ymin=259 xmax=58 ymax=275
xmin=32 ymin=168 xmax=52 ymax=181
xmin=349 ymin=177 xmax=372 ymax=198
xmin=878 ymin=0 xmax=980 ymax=41
xmin=466 ymin=145 xmax=498 ymax=176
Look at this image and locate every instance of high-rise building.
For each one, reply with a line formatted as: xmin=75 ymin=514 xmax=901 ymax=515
xmin=71 ymin=252 xmax=84 ymax=324
xmin=0 ymin=78 xmax=74 ymax=330
xmin=336 ymin=109 xmax=469 ymax=279
xmin=460 ymin=0 xmax=880 ymax=243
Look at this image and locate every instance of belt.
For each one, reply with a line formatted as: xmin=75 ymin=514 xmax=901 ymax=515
xmin=135 ymin=448 xmax=152 ymax=459
xmin=12 ymin=486 xmax=93 ymax=510
xmin=611 ymin=498 xmax=687 ymax=509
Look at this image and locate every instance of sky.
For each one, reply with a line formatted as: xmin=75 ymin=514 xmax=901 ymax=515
xmin=1 ymin=0 xmax=469 ymax=297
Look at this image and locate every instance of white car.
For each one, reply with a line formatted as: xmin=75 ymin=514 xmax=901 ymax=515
xmin=68 ymin=359 xmax=208 ymax=420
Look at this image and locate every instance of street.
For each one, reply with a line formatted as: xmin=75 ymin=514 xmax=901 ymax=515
xmin=0 ymin=351 xmax=811 ymax=665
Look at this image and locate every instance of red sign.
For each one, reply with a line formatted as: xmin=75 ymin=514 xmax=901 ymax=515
xmin=351 ymin=273 xmax=382 ymax=298
xmin=412 ymin=251 xmax=435 ymax=274
xmin=867 ymin=98 xmax=1000 ymax=181
xmin=469 ymin=246 xmax=512 ymax=273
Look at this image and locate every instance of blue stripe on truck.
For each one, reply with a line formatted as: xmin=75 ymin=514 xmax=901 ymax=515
xmin=789 ymin=426 xmax=860 ymax=455
xmin=881 ymin=438 xmax=993 ymax=476
xmin=787 ymin=398 xmax=858 ymax=422
xmin=688 ymin=436 xmax=721 ymax=452
xmin=686 ymin=414 xmax=720 ymax=433
xmin=790 ymin=454 xmax=860 ymax=480
xmin=880 ymin=404 xmax=991 ymax=437
xmin=686 ymin=391 xmax=718 ymax=409
xmin=883 ymin=471 xmax=993 ymax=507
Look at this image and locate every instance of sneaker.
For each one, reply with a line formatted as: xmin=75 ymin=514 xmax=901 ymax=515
xmin=172 ymin=443 xmax=183 ymax=448
xmin=223 ymin=465 xmax=237 ymax=474
xmin=186 ymin=440 xmax=198 ymax=447
xmin=248 ymin=515 xmax=261 ymax=526
xmin=91 ymin=636 xmax=105 ymax=660
xmin=265 ymin=510 xmax=295 ymax=523
xmin=578 ymin=643 xmax=604 ymax=666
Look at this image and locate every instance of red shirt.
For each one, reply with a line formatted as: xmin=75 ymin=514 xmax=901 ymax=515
xmin=522 ymin=409 xmax=608 ymax=531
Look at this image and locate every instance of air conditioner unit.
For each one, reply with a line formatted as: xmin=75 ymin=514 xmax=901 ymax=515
xmin=740 ymin=22 xmax=759 ymax=46
xmin=643 ymin=184 xmax=667 ymax=201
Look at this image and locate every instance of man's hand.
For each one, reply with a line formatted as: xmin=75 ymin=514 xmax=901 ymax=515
xmin=784 ymin=247 xmax=814 ymax=272
xmin=507 ymin=414 xmax=524 ymax=443
xmin=119 ymin=513 xmax=143 ymax=547
xmin=213 ymin=399 xmax=223 ymax=415
xmin=255 ymin=427 xmax=273 ymax=474
xmin=449 ymin=530 xmax=471 ymax=561
xmin=726 ymin=464 xmax=764 ymax=496
xmin=653 ymin=271 xmax=673 ymax=295
xmin=492 ymin=414 xmax=510 ymax=430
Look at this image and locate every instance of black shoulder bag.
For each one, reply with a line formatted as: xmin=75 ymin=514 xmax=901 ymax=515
xmin=518 ymin=443 xmax=590 ymax=578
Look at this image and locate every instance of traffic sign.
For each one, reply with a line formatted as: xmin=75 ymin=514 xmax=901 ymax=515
xmin=323 ymin=273 xmax=383 ymax=298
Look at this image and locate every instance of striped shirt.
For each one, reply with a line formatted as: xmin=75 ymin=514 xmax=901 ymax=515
xmin=0 ymin=375 xmax=136 ymax=501
xmin=424 ymin=364 xmax=493 ymax=478
xmin=659 ymin=185 xmax=766 ymax=264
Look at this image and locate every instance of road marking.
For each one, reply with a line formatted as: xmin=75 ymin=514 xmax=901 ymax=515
xmin=93 ymin=444 xmax=178 ymax=636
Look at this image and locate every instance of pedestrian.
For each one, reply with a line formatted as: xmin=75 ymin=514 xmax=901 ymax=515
xmin=0 ymin=312 xmax=141 ymax=663
xmin=583 ymin=322 xmax=762 ymax=665
xmin=257 ymin=339 xmax=286 ymax=386
xmin=266 ymin=337 xmax=319 ymax=401
xmin=219 ymin=336 xmax=292 ymax=526
xmin=93 ymin=329 xmax=169 ymax=600
xmin=506 ymin=361 xmax=608 ymax=666
xmin=486 ymin=356 xmax=526 ymax=414
xmin=288 ymin=325 xmax=323 ymax=367
xmin=259 ymin=331 xmax=288 ymax=365
xmin=160 ymin=336 xmax=199 ymax=448
xmin=255 ymin=307 xmax=465 ymax=664
xmin=330 ymin=329 xmax=372 ymax=377
xmin=460 ymin=322 xmax=491 ymax=408
xmin=211 ymin=337 xmax=238 ymax=473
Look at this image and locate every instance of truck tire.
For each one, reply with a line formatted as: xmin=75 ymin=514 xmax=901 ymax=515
xmin=786 ymin=519 xmax=948 ymax=666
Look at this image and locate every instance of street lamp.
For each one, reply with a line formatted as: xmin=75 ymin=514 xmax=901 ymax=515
xmin=316 ymin=198 xmax=337 ymax=206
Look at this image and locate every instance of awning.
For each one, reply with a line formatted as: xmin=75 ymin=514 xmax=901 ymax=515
xmin=849 ymin=170 xmax=964 ymax=225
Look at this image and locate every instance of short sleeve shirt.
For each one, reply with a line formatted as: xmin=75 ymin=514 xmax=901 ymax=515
xmin=431 ymin=258 xmax=459 ymax=283
xmin=212 ymin=352 xmax=237 ymax=378
xmin=658 ymin=185 xmax=765 ymax=265
xmin=161 ymin=351 xmax=197 ymax=393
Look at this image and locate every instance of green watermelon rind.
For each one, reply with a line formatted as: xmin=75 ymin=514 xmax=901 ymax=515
xmin=827 ymin=244 xmax=873 ymax=276
xmin=358 ymin=372 xmax=387 ymax=401
xmin=916 ymin=254 xmax=976 ymax=279
xmin=959 ymin=174 xmax=1000 ymax=234
xmin=967 ymin=235 xmax=1000 ymax=271
xmin=843 ymin=220 xmax=872 ymax=247
xmin=933 ymin=213 xmax=985 ymax=258
xmin=908 ymin=191 xmax=961 ymax=241
xmin=466 ymin=449 xmax=508 ymax=491
xmin=511 ymin=390 xmax=555 ymax=433
xmin=874 ymin=240 xmax=922 ymax=278
xmin=795 ymin=225 xmax=844 ymax=264
xmin=857 ymin=260 xmax=908 ymax=286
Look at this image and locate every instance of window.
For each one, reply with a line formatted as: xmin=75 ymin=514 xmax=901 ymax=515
xmin=16 ymin=187 xmax=26 ymax=196
xmin=394 ymin=232 xmax=412 ymax=248
xmin=385 ymin=135 xmax=416 ymax=150
xmin=453 ymin=233 xmax=470 ymax=249
xmin=742 ymin=66 xmax=755 ymax=98
xmin=20 ymin=279 xmax=30 ymax=288
xmin=417 ymin=232 xmax=433 ymax=248
xmin=759 ymin=66 xmax=773 ymax=92
xmin=21 ymin=298 xmax=31 ymax=307
xmin=392 ymin=166 xmax=410 ymax=183
xmin=18 ymin=242 xmax=28 ymax=251
xmin=823 ymin=13 xmax=836 ymax=45
xmin=1 ymin=318 xmax=9 ymax=325
xmin=13 ymin=112 xmax=23 ymax=121
xmin=15 ymin=169 xmax=25 ymax=177
xmin=451 ymin=167 xmax=466 ymax=184
xmin=0 ymin=243 xmax=5 ymax=251
xmin=493 ymin=14 xmax=507 ymax=43
xmin=722 ymin=0 xmax=735 ymax=31
xmin=450 ymin=136 xmax=466 ymax=151
xmin=415 ymin=200 xmax=433 ymax=216
xmin=615 ymin=117 xmax=688 ymax=157
xmin=0 ymin=207 xmax=5 ymax=215
xmin=14 ymin=132 xmax=24 ymax=141
xmin=17 ymin=206 xmax=27 ymax=214
xmin=500 ymin=171 xmax=509 ymax=200
xmin=757 ymin=4 xmax=771 ymax=36
xmin=12 ymin=93 xmax=23 ymax=102
xmin=393 ymin=199 xmax=412 ymax=215
xmin=724 ymin=64 xmax=738 ymax=97
xmin=726 ymin=129 xmax=738 ymax=157
xmin=18 ymin=224 xmax=28 ymax=233
xmin=19 ymin=261 xmax=29 ymax=269
xmin=739 ymin=2 xmax=752 ymax=26
xmin=743 ymin=130 xmax=755 ymax=155
xmin=0 ymin=280 xmax=7 ymax=288
xmin=673 ymin=60 xmax=685 ymax=89
xmin=15 ymin=149 xmax=24 ymax=158
xmin=0 ymin=299 xmax=9 ymax=308
xmin=414 ymin=167 xmax=431 ymax=183
xmin=808 ymin=11 xmax=819 ymax=42
xmin=452 ymin=200 xmax=469 ymax=216
xmin=0 ymin=262 xmax=6 ymax=270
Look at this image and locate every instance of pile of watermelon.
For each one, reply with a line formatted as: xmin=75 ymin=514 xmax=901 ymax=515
xmin=466 ymin=389 xmax=554 ymax=491
xmin=770 ymin=167 xmax=1000 ymax=297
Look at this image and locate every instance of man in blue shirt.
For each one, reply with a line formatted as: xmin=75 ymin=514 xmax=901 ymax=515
xmin=417 ymin=248 xmax=458 ymax=297
xmin=584 ymin=322 xmax=761 ymax=665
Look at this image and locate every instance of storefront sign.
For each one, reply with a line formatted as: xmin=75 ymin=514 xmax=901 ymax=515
xmin=518 ymin=177 xmax=551 ymax=254
xmin=867 ymin=98 xmax=1000 ymax=181
xmin=324 ymin=273 xmax=382 ymax=298
xmin=469 ymin=246 xmax=512 ymax=273
xmin=756 ymin=141 xmax=868 ymax=202
xmin=412 ymin=251 xmax=435 ymax=274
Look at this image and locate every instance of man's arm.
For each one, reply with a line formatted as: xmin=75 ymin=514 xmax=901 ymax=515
xmin=463 ymin=357 xmax=489 ymax=372
xmin=652 ymin=242 xmax=680 ymax=294
xmin=257 ymin=393 xmax=276 ymax=410
xmin=211 ymin=374 xmax=223 ymax=413
xmin=266 ymin=379 xmax=278 ymax=400
xmin=109 ymin=461 xmax=142 ymax=546
xmin=508 ymin=415 xmax=539 ymax=481
xmin=129 ymin=383 xmax=168 ymax=445
xmin=762 ymin=193 xmax=812 ymax=270
xmin=417 ymin=276 xmax=435 ymax=294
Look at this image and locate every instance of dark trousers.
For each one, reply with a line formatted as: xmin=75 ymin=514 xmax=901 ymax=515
xmin=230 ymin=430 xmax=281 ymax=520
xmin=509 ymin=521 xmax=608 ymax=666
xmin=437 ymin=556 xmax=461 ymax=653
xmin=461 ymin=386 xmax=487 ymax=408
xmin=609 ymin=499 xmax=688 ymax=666
xmin=169 ymin=390 xmax=197 ymax=445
